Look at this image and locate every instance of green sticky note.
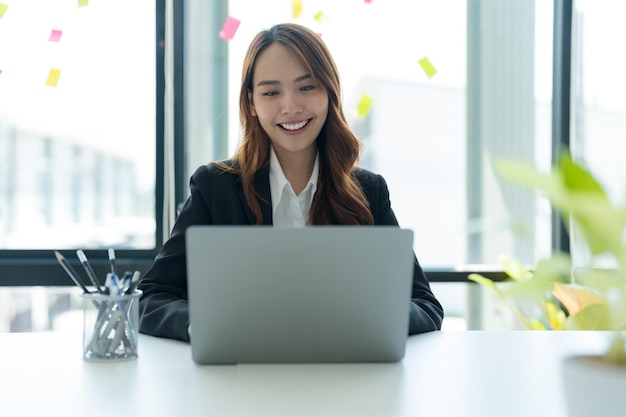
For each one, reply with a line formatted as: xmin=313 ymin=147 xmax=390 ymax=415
xmin=419 ymin=57 xmax=437 ymax=78
xmin=78 ymin=0 xmax=89 ymax=7
xmin=0 ymin=3 xmax=9 ymax=20
xmin=46 ymin=68 xmax=62 ymax=87
xmin=314 ymin=11 xmax=329 ymax=24
xmin=357 ymin=94 xmax=374 ymax=118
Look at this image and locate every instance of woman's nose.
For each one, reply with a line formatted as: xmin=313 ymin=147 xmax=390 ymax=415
xmin=281 ymin=92 xmax=303 ymax=114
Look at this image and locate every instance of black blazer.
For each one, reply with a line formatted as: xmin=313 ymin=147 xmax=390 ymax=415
xmin=138 ymin=162 xmax=444 ymax=341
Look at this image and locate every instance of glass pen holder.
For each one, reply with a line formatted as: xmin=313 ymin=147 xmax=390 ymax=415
xmin=81 ymin=290 xmax=142 ymax=362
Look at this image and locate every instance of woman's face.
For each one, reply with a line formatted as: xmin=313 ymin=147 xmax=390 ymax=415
xmin=249 ymin=43 xmax=328 ymax=162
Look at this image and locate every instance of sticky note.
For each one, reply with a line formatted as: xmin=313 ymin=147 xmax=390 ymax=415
xmin=292 ymin=0 xmax=302 ymax=18
xmin=0 ymin=3 xmax=8 ymax=20
xmin=418 ymin=57 xmax=437 ymax=78
xmin=314 ymin=11 xmax=329 ymax=24
xmin=219 ymin=16 xmax=240 ymax=41
xmin=78 ymin=0 xmax=89 ymax=6
xmin=46 ymin=68 xmax=61 ymax=87
xmin=49 ymin=29 xmax=63 ymax=42
xmin=357 ymin=95 xmax=374 ymax=118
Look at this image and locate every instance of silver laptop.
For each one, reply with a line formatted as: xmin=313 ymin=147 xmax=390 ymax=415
xmin=185 ymin=226 xmax=414 ymax=364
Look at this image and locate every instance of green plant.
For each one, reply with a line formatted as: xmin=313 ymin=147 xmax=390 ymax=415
xmin=469 ymin=151 xmax=626 ymax=364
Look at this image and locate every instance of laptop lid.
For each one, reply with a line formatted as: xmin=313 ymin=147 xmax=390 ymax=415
xmin=186 ymin=226 xmax=414 ymax=364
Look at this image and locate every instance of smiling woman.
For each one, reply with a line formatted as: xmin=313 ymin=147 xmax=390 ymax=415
xmin=137 ymin=22 xmax=444 ymax=342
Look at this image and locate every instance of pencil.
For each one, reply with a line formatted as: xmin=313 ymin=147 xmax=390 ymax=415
xmin=53 ymin=250 xmax=90 ymax=293
xmin=76 ymin=250 xmax=104 ymax=293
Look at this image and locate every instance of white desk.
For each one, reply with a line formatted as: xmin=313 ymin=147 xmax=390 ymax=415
xmin=0 ymin=330 xmax=609 ymax=417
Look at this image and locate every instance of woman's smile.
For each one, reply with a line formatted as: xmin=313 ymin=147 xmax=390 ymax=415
xmin=278 ymin=118 xmax=312 ymax=133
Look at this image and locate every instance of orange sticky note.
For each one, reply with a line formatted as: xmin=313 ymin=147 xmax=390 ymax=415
xmin=219 ymin=16 xmax=240 ymax=41
xmin=46 ymin=68 xmax=61 ymax=87
xmin=418 ymin=57 xmax=437 ymax=78
xmin=78 ymin=0 xmax=89 ymax=6
xmin=292 ymin=0 xmax=302 ymax=18
xmin=0 ymin=3 xmax=8 ymax=20
xmin=314 ymin=11 xmax=329 ymax=24
xmin=49 ymin=29 xmax=63 ymax=42
xmin=357 ymin=95 xmax=374 ymax=118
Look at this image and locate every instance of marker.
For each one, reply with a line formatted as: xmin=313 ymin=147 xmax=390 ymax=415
xmin=53 ymin=250 xmax=90 ymax=293
xmin=108 ymin=248 xmax=117 ymax=275
xmin=76 ymin=250 xmax=104 ymax=293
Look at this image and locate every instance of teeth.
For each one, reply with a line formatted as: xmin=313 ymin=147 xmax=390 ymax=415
xmin=280 ymin=120 xmax=308 ymax=131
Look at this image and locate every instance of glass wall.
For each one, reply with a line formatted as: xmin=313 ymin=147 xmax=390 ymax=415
xmin=8 ymin=0 xmax=620 ymax=332
xmin=0 ymin=0 xmax=157 ymax=250
xmin=570 ymin=0 xmax=626 ymax=268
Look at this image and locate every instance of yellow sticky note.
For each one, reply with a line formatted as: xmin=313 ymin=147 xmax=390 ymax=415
xmin=46 ymin=68 xmax=61 ymax=87
xmin=357 ymin=95 xmax=374 ymax=118
xmin=78 ymin=0 xmax=89 ymax=6
xmin=292 ymin=0 xmax=302 ymax=18
xmin=314 ymin=11 xmax=329 ymax=24
xmin=418 ymin=57 xmax=437 ymax=78
xmin=0 ymin=3 xmax=8 ymax=20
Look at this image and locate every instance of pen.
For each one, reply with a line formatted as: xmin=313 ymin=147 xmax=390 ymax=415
xmin=108 ymin=248 xmax=117 ymax=276
xmin=53 ymin=250 xmax=90 ymax=293
xmin=76 ymin=250 xmax=104 ymax=293
xmin=125 ymin=270 xmax=141 ymax=295
xmin=105 ymin=272 xmax=121 ymax=296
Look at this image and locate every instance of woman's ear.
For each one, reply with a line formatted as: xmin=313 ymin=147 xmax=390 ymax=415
xmin=248 ymin=90 xmax=257 ymax=116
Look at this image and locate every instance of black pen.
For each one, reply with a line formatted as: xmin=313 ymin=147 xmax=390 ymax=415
xmin=54 ymin=250 xmax=90 ymax=293
xmin=125 ymin=270 xmax=141 ymax=295
xmin=76 ymin=250 xmax=104 ymax=293
xmin=108 ymin=248 xmax=117 ymax=276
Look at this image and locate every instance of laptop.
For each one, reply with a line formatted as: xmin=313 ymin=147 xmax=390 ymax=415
xmin=185 ymin=226 xmax=414 ymax=364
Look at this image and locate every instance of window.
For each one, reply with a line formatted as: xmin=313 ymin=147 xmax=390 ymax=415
xmin=0 ymin=0 xmax=164 ymax=285
xmin=570 ymin=0 xmax=626 ymax=268
xmin=4 ymin=0 xmax=606 ymax=333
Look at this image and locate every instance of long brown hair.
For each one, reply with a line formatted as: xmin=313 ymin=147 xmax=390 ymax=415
xmin=213 ymin=23 xmax=373 ymax=225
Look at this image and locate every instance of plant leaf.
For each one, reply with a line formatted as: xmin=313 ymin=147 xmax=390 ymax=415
xmin=500 ymin=256 xmax=533 ymax=282
xmin=546 ymin=300 xmax=567 ymax=330
xmin=564 ymin=303 xmax=612 ymax=330
xmin=468 ymin=273 xmax=503 ymax=297
xmin=552 ymin=282 xmax=607 ymax=316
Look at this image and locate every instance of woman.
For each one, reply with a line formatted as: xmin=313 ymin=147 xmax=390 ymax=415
xmin=138 ymin=23 xmax=444 ymax=342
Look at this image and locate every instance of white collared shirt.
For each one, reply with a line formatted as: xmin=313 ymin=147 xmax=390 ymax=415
xmin=269 ymin=148 xmax=319 ymax=228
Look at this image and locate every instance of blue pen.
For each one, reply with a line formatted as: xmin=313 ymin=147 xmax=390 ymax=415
xmin=109 ymin=273 xmax=122 ymax=296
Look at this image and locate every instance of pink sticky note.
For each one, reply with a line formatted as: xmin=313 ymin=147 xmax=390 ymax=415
xmin=219 ymin=16 xmax=240 ymax=41
xmin=49 ymin=29 xmax=63 ymax=42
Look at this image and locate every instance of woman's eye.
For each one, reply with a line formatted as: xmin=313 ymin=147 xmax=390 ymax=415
xmin=301 ymin=85 xmax=315 ymax=92
xmin=262 ymin=91 xmax=279 ymax=97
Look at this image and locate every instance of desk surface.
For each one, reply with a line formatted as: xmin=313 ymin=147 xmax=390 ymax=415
xmin=0 ymin=330 xmax=610 ymax=417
